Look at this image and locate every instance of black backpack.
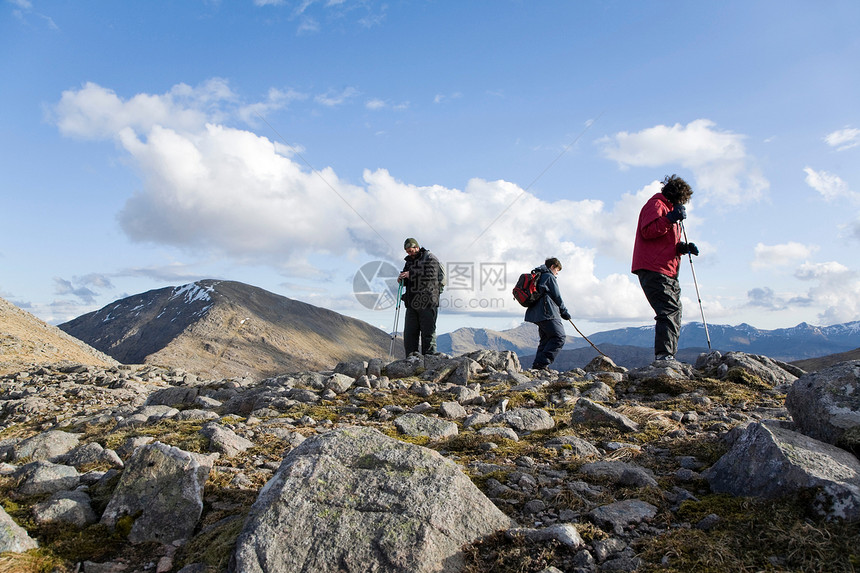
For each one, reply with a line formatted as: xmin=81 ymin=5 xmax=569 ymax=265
xmin=512 ymin=270 xmax=542 ymax=307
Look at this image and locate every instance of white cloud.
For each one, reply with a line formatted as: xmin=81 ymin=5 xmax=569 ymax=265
xmin=53 ymin=80 xmax=230 ymax=139
xmin=824 ymin=127 xmax=860 ymax=151
xmin=793 ymin=262 xmax=860 ymax=325
xmin=598 ymin=119 xmax=769 ymax=206
xmin=803 ymin=167 xmax=858 ymax=202
xmin=315 ymin=87 xmax=359 ymax=107
xmin=53 ymin=81 xmax=661 ymax=323
xmin=239 ymin=88 xmax=308 ymax=124
xmin=751 ymin=242 xmax=817 ymax=269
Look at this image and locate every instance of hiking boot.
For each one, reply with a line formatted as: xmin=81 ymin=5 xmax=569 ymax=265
xmin=654 ymin=354 xmax=676 ymax=362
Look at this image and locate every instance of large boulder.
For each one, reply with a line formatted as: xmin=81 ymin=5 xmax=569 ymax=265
xmin=101 ymin=442 xmax=210 ymax=544
xmin=786 ymin=360 xmax=860 ymax=450
xmin=230 ymin=426 xmax=515 ymax=573
xmin=695 ymin=350 xmax=803 ymax=386
xmin=704 ymin=422 xmax=860 ymax=520
xmin=0 ymin=505 xmax=38 ymax=553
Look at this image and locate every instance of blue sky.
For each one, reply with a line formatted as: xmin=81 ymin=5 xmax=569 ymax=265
xmin=2 ymin=0 xmax=859 ymax=340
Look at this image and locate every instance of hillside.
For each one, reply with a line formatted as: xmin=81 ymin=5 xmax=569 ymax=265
xmin=792 ymin=347 xmax=860 ymax=372
xmin=437 ymin=323 xmax=581 ymax=356
xmin=0 ymin=296 xmax=118 ymax=375
xmin=59 ymin=280 xmax=400 ymax=380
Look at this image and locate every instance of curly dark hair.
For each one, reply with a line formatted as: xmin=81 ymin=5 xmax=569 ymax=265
xmin=661 ymin=174 xmax=693 ymax=205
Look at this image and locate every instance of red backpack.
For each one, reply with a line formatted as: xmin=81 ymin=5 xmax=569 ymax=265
xmin=512 ymin=270 xmax=543 ymax=307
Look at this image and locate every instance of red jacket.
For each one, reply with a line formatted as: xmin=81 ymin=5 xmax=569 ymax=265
xmin=631 ymin=192 xmax=682 ymax=278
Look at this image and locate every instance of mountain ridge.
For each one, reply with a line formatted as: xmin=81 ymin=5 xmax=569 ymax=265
xmin=59 ymin=279 xmax=401 ymax=380
xmin=439 ymin=320 xmax=860 ymax=365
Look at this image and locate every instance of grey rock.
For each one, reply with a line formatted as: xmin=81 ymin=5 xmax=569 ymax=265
xmin=0 ymin=505 xmax=38 ymax=552
xmin=12 ymin=429 xmax=80 ymax=462
xmin=704 ymin=422 xmax=860 ymax=520
xmin=334 ymin=360 xmax=367 ymax=379
xmin=463 ymin=412 xmax=493 ymax=428
xmin=32 ymin=489 xmax=98 ymax=527
xmin=570 ymin=399 xmax=639 ymax=433
xmin=629 ymin=359 xmax=695 ymax=381
xmin=385 ymin=355 xmax=423 ymax=379
xmin=786 ymin=360 xmax=860 ymax=448
xmin=593 ymin=537 xmax=627 ymax=561
xmin=145 ymin=386 xmax=199 ymax=406
xmin=588 ymin=499 xmax=658 ymax=535
xmin=325 ymin=372 xmax=356 ymax=394
xmin=14 ymin=460 xmax=80 ymax=495
xmin=367 ymin=358 xmax=387 ymax=378
xmin=194 ymin=395 xmax=222 ymax=409
xmin=394 ymin=413 xmax=458 ymax=440
xmin=581 ymin=381 xmax=615 ymax=402
xmin=230 ymin=426 xmax=514 ymax=573
xmin=448 ymin=384 xmax=481 ymax=404
xmin=201 ymin=423 xmax=255 ymax=457
xmin=466 ymin=350 xmax=521 ymax=373
xmin=101 ymin=441 xmax=210 ymax=544
xmin=579 ymin=461 xmax=658 ymax=488
xmin=584 ymin=355 xmax=626 ymax=374
xmin=544 ymin=435 xmax=600 ymax=457
xmin=492 ymin=407 xmax=555 ymax=432
xmin=439 ymin=401 xmax=467 ymax=419
xmin=478 ymin=426 xmax=520 ymax=442
xmin=176 ymin=408 xmax=220 ymax=422
xmin=506 ymin=523 xmax=584 ymax=548
xmin=61 ymin=441 xmax=124 ymax=470
xmin=695 ymin=350 xmax=802 ymax=386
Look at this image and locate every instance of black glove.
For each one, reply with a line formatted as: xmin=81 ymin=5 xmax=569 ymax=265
xmin=560 ymin=311 xmax=571 ymax=321
xmin=666 ymin=204 xmax=686 ymax=223
xmin=677 ymin=242 xmax=699 ymax=256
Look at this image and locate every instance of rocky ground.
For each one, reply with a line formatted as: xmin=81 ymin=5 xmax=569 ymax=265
xmin=0 ymin=350 xmax=858 ymax=573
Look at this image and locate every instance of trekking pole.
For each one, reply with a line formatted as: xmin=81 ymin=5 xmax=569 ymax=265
xmin=389 ymin=281 xmax=404 ymax=357
xmin=680 ymin=221 xmax=711 ymax=350
xmin=567 ymin=319 xmax=609 ymax=359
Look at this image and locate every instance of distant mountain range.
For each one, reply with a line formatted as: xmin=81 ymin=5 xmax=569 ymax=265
xmin=59 ymin=280 xmax=401 ymax=380
xmin=439 ymin=320 xmax=860 ymax=369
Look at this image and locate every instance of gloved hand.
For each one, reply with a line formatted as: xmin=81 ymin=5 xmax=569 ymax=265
xmin=666 ymin=204 xmax=686 ymax=223
xmin=677 ymin=242 xmax=699 ymax=256
xmin=560 ymin=311 xmax=571 ymax=321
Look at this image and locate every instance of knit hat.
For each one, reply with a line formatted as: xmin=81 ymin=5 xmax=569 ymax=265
xmin=404 ymin=238 xmax=420 ymax=249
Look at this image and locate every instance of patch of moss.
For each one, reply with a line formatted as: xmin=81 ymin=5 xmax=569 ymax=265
xmin=102 ymin=419 xmax=208 ymax=452
xmin=175 ymin=513 xmax=247 ymax=571
xmin=461 ymin=531 xmax=575 ymax=573
xmin=636 ymin=494 xmax=860 ymax=573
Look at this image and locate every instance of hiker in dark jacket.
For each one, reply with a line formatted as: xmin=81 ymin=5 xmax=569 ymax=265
xmin=399 ymin=238 xmax=445 ymax=355
xmin=525 ymin=257 xmax=571 ymax=370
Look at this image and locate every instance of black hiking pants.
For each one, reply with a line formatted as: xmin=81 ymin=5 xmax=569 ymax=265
xmin=404 ymin=306 xmax=438 ymax=355
xmin=533 ymin=318 xmax=566 ymax=369
xmin=637 ymin=270 xmax=682 ymax=358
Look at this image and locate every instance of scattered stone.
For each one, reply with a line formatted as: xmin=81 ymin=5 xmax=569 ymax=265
xmin=570 ymin=399 xmax=639 ymax=433
xmin=394 ymin=413 xmax=458 ymax=439
xmin=588 ymin=499 xmax=658 ymax=535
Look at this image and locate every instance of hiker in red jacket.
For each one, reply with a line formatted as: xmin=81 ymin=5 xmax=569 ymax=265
xmin=632 ymin=174 xmax=699 ymax=363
